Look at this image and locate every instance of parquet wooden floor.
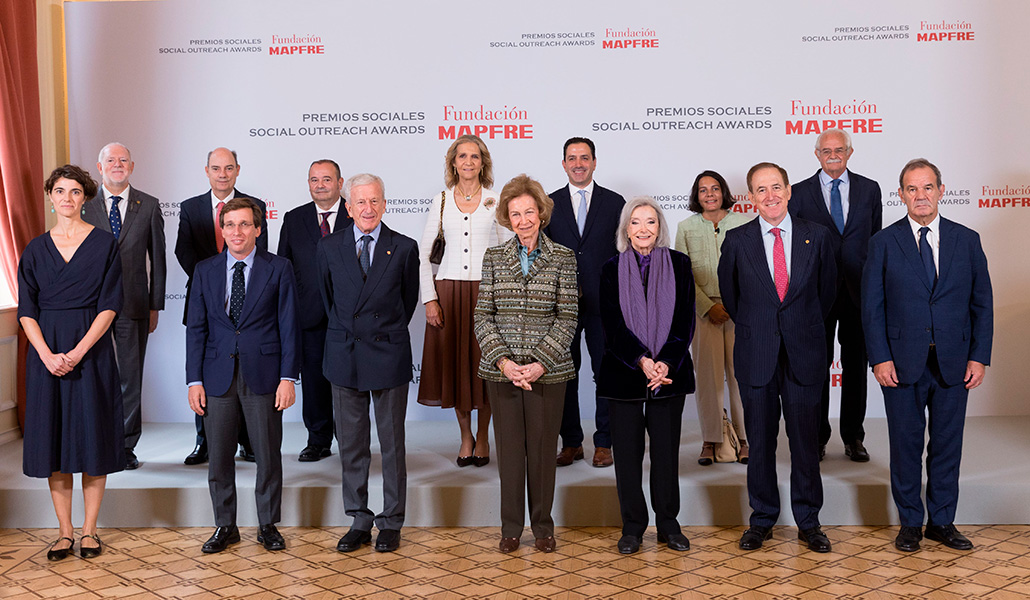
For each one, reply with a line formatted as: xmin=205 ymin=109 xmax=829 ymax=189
xmin=1 ymin=525 xmax=1028 ymax=599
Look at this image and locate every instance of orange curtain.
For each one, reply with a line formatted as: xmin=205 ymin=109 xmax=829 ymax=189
xmin=0 ymin=2 xmax=46 ymax=427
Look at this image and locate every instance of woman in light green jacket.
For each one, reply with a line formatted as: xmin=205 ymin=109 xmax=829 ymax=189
xmin=674 ymin=170 xmax=752 ymax=466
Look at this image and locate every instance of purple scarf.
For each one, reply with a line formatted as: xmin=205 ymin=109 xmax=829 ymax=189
xmin=618 ymin=246 xmax=675 ymax=356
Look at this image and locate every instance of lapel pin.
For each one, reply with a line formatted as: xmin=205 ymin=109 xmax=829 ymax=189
xmin=387 ymin=250 xmax=392 ymax=255
xmin=805 ymin=239 xmax=810 ymax=244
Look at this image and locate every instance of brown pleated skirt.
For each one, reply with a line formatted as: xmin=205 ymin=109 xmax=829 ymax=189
xmin=417 ymin=279 xmax=488 ymax=411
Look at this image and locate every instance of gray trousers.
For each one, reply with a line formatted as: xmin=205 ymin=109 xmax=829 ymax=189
xmin=487 ymin=380 xmax=566 ymax=539
xmin=111 ymin=315 xmax=149 ymax=450
xmin=332 ymin=383 xmax=408 ymax=531
xmin=205 ymin=362 xmax=283 ymax=527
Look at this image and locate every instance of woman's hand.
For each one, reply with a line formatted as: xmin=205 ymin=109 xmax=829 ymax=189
xmin=40 ymin=350 xmax=72 ymax=377
xmin=498 ymin=357 xmax=537 ymax=391
xmin=425 ymin=300 xmax=444 ymax=328
xmin=639 ymin=357 xmax=672 ymax=391
xmin=707 ymin=303 xmax=730 ymax=325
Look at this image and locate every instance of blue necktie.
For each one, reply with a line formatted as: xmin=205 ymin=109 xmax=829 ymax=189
xmin=829 ymin=179 xmax=844 ymax=234
xmin=576 ymin=189 xmax=587 ymax=235
xmin=359 ymin=235 xmax=373 ymax=277
xmin=229 ymin=261 xmax=246 ymax=326
xmin=918 ymin=226 xmax=936 ymax=289
xmin=109 ymin=196 xmax=122 ymax=240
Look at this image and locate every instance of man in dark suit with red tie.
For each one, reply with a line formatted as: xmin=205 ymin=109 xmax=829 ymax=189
xmin=175 ymin=147 xmax=268 ymax=465
xmin=277 ymin=159 xmax=352 ymax=462
xmin=790 ymin=128 xmax=882 ymax=462
xmin=718 ymin=162 xmax=837 ymax=553
xmin=186 ymin=197 xmax=300 ymax=554
xmin=545 ymin=137 xmax=625 ymax=468
xmin=863 ymin=159 xmax=992 ymax=552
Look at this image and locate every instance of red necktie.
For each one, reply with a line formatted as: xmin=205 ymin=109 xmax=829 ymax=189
xmin=214 ymin=201 xmax=226 ymax=252
xmin=319 ymin=212 xmax=331 ymax=238
xmin=771 ymin=227 xmax=788 ymax=301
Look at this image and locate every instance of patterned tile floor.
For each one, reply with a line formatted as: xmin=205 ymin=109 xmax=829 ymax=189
xmin=1 ymin=525 xmax=1028 ymax=599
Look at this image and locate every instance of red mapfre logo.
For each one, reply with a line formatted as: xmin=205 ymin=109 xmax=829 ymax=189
xmin=916 ymin=19 xmax=975 ymax=42
xmin=785 ymin=99 xmax=882 ymax=135
xmin=978 ymin=185 xmax=1030 ymax=209
xmin=438 ymin=105 xmax=533 ymax=140
xmin=268 ymin=34 xmax=324 ymax=56
xmin=602 ymin=27 xmax=659 ymax=49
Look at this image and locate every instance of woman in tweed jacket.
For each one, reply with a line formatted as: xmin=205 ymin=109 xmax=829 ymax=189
xmin=474 ymin=174 xmax=578 ymax=554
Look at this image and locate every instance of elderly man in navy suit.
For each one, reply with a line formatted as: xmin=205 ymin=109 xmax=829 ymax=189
xmin=790 ymin=129 xmax=882 ymax=462
xmin=546 ymin=137 xmax=625 ymax=468
xmin=176 ymin=147 xmax=268 ymax=465
xmin=718 ymin=162 xmax=837 ymax=553
xmin=83 ymin=142 xmax=166 ymax=470
xmin=186 ymin=197 xmax=300 ymax=554
xmin=277 ymin=159 xmax=352 ymax=462
xmin=863 ymin=159 xmax=992 ymax=552
xmin=317 ymin=173 xmax=419 ymax=554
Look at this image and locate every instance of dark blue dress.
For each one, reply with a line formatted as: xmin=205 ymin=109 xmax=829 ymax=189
xmin=18 ymin=228 xmax=125 ymax=477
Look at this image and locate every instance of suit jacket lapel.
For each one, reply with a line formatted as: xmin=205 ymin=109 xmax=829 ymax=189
xmin=211 ymin=252 xmax=232 ymax=326
xmin=890 ymin=219 xmax=932 ymax=292
xmin=356 ymin=225 xmax=395 ymax=309
xmin=786 ymin=220 xmax=815 ymax=301
xmin=302 ymin=203 xmax=323 ymax=242
xmin=936 ymin=218 xmax=955 ymax=288
xmin=553 ymin=188 xmax=580 ymax=241
xmin=742 ymin=221 xmax=780 ymax=303
xmin=808 ymin=171 xmax=838 ymax=236
xmin=117 ymin=188 xmax=143 ymax=244
xmin=86 ymin=198 xmax=112 ymax=234
xmin=198 ymin=196 xmax=218 ymax=254
xmin=238 ymin=249 xmax=271 ymax=325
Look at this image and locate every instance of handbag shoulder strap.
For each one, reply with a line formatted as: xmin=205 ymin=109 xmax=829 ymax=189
xmin=437 ymin=190 xmax=446 ymax=237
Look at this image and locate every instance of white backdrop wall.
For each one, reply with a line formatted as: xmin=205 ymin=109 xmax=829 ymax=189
xmin=64 ymin=0 xmax=1030 ymax=425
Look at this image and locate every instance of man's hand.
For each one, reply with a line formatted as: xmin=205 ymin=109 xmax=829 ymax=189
xmin=873 ymin=361 xmax=898 ymax=388
xmin=188 ymin=384 xmax=207 ymax=416
xmin=964 ymin=360 xmax=986 ymax=389
xmin=276 ymin=380 xmax=296 ymax=410
xmin=149 ymin=310 xmax=160 ymax=333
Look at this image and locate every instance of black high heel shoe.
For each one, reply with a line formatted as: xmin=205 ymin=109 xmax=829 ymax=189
xmin=79 ymin=533 xmax=103 ymax=559
xmin=457 ymin=442 xmax=475 ymax=467
xmin=47 ymin=537 xmax=74 ymax=561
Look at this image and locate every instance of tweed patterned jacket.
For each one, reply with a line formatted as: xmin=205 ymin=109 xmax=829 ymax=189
xmin=474 ymin=232 xmax=579 ymax=384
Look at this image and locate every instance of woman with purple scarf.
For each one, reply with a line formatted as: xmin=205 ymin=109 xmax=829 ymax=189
xmin=597 ymin=196 xmax=696 ymax=555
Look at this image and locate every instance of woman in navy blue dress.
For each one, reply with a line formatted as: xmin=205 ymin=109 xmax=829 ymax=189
xmin=18 ymin=164 xmax=123 ymax=560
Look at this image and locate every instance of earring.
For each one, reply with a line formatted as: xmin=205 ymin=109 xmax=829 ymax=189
xmin=50 ymin=205 xmax=55 ymax=213
xmin=81 ymin=207 xmax=86 ymax=215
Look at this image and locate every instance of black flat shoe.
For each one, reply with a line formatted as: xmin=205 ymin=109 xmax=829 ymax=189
xmin=47 ymin=537 xmax=74 ymax=561
xmin=844 ymin=440 xmax=870 ymax=462
xmin=739 ymin=526 xmax=773 ymax=550
xmin=617 ymin=534 xmax=641 ymax=554
xmin=925 ymin=524 xmax=973 ymax=550
xmin=798 ymin=527 xmax=832 ymax=553
xmin=657 ymin=531 xmax=690 ymax=551
xmin=336 ymin=528 xmax=372 ymax=552
xmin=202 ymin=525 xmax=240 ymax=553
xmin=238 ymin=446 xmax=256 ymax=462
xmin=298 ymin=445 xmax=331 ymax=462
xmin=257 ymin=524 xmax=286 ymax=551
xmin=895 ymin=526 xmax=923 ymax=552
xmin=125 ymin=449 xmax=140 ymax=470
xmin=375 ymin=529 xmax=401 ymax=552
xmin=184 ymin=444 xmax=208 ymax=465
xmin=79 ymin=533 xmax=103 ymax=559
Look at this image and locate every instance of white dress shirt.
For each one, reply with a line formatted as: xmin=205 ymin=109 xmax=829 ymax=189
xmin=818 ymin=169 xmax=851 ymax=224
xmin=568 ymin=180 xmax=596 ymax=224
xmin=907 ymin=213 xmax=941 ymax=275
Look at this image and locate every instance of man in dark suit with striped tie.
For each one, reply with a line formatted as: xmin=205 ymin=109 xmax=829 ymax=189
xmin=718 ymin=162 xmax=837 ymax=553
xmin=277 ymin=159 xmax=352 ymax=462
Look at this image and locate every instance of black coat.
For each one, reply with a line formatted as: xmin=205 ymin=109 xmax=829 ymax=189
xmin=596 ymin=250 xmax=696 ymax=401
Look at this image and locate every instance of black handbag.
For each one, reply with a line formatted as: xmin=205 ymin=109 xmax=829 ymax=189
xmin=429 ymin=190 xmax=446 ymax=264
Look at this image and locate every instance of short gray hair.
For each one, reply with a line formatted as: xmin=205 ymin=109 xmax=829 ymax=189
xmin=343 ymin=173 xmax=385 ymax=201
xmin=98 ymin=142 xmax=131 ymax=163
xmin=615 ymin=196 xmax=670 ymax=253
xmin=815 ymin=128 xmax=852 ymax=151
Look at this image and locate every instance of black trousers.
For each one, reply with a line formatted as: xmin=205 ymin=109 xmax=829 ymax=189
xmin=559 ymin=312 xmax=610 ymax=448
xmin=819 ymin=289 xmax=868 ymax=445
xmin=300 ymin=327 xmax=334 ymax=448
xmin=608 ymin=395 xmax=685 ymax=537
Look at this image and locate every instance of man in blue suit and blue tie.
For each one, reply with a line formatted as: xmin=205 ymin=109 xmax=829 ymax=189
xmin=718 ymin=162 xmax=837 ymax=553
xmin=863 ymin=159 xmax=992 ymax=552
xmin=186 ymin=197 xmax=300 ymax=554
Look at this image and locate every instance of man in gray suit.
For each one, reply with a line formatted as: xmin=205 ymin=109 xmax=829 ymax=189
xmin=83 ymin=142 xmax=167 ymax=470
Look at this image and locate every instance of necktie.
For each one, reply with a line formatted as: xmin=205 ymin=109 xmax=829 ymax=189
xmin=576 ymin=189 xmax=587 ymax=235
xmin=109 ymin=196 xmax=122 ymax=240
xmin=918 ymin=226 xmax=936 ymax=288
xmin=830 ymin=179 xmax=845 ymax=233
xmin=229 ymin=261 xmax=246 ymax=326
xmin=358 ymin=234 xmax=373 ymax=277
xmin=319 ymin=212 xmax=332 ymax=238
xmin=214 ymin=201 xmax=226 ymax=252
xmin=771 ymin=227 xmax=789 ymax=301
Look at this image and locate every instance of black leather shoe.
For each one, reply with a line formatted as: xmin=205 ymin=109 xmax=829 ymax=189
xmin=799 ymin=527 xmax=832 ymax=553
xmin=844 ymin=440 xmax=870 ymax=462
xmin=925 ymin=524 xmax=973 ymax=550
xmin=739 ymin=526 xmax=772 ymax=550
xmin=125 ymin=449 xmax=140 ymax=470
xmin=202 ymin=525 xmax=240 ymax=553
xmin=184 ymin=444 xmax=208 ymax=465
xmin=617 ymin=534 xmax=641 ymax=554
xmin=375 ymin=529 xmax=401 ymax=552
xmin=657 ymin=531 xmax=690 ymax=551
xmin=298 ymin=445 xmax=331 ymax=462
xmin=818 ymin=444 xmax=827 ymax=461
xmin=239 ymin=446 xmax=256 ymax=462
xmin=895 ymin=526 xmax=923 ymax=552
xmin=257 ymin=524 xmax=286 ymax=551
xmin=47 ymin=537 xmax=74 ymax=561
xmin=79 ymin=533 xmax=103 ymax=559
xmin=336 ymin=528 xmax=372 ymax=552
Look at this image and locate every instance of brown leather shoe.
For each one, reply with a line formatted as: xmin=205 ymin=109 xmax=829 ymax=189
xmin=592 ymin=447 xmax=613 ymax=467
xmin=535 ymin=536 xmax=556 ymax=552
xmin=698 ymin=442 xmax=715 ymax=466
xmin=499 ymin=537 xmax=520 ymax=553
xmin=556 ymin=446 xmax=584 ymax=466
xmin=737 ymin=441 xmax=749 ymax=464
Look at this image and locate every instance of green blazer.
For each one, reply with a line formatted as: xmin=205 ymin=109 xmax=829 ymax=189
xmin=474 ymin=233 xmax=579 ymax=384
xmin=674 ymin=211 xmax=752 ymax=317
